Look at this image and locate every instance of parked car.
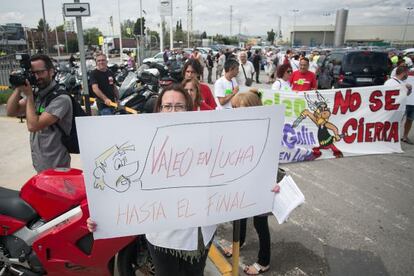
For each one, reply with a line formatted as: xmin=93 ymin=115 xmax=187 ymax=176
xmin=143 ymin=52 xmax=164 ymax=64
xmin=317 ymin=50 xmax=391 ymax=89
xmin=403 ymin=48 xmax=414 ymax=56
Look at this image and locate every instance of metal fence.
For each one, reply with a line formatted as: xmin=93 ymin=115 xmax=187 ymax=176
xmin=0 ymin=54 xmax=21 ymax=87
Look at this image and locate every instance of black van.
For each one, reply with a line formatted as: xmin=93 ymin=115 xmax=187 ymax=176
xmin=317 ymin=50 xmax=391 ymax=89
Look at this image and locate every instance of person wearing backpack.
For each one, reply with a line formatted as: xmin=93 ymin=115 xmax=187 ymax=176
xmin=7 ymin=54 xmax=73 ymax=173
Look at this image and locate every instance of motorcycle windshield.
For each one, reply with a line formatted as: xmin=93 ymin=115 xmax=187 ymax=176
xmin=119 ymin=72 xmax=138 ymax=99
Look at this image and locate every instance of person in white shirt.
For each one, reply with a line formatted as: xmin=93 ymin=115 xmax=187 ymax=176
xmin=271 ymin=64 xmax=293 ymax=92
xmin=236 ymin=51 xmax=255 ymax=88
xmin=216 ymin=50 xmax=226 ymax=80
xmin=384 ymin=65 xmax=413 ymax=144
xmin=214 ymin=58 xmax=240 ymax=109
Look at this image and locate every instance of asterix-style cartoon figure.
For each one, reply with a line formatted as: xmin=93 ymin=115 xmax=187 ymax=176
xmin=93 ymin=142 xmax=139 ymax=193
xmin=293 ymin=91 xmax=344 ymax=160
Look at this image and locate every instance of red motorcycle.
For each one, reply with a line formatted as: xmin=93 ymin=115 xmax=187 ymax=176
xmin=0 ymin=168 xmax=154 ymax=276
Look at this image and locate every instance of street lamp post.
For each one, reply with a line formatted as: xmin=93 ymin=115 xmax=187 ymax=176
xmin=118 ymin=0 xmax=123 ymax=64
xmin=322 ymin=12 xmax=331 ymax=47
xmin=291 ymin=9 xmax=299 ymax=48
xmin=402 ymin=7 xmax=413 ymax=45
xmin=138 ymin=0 xmax=144 ymax=65
xmin=41 ymin=0 xmax=49 ymax=53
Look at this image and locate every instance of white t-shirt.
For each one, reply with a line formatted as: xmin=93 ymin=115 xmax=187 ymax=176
xmin=236 ymin=61 xmax=255 ymax=87
xmin=405 ymin=76 xmax=414 ymax=105
xmin=390 ymin=67 xmax=397 ymax=78
xmin=271 ymin=78 xmax=292 ymax=92
xmin=146 ymin=225 xmax=217 ymax=251
xmin=290 ymin=59 xmax=300 ymax=71
xmin=214 ymin=76 xmax=238 ymax=109
xmin=384 ymin=77 xmax=414 ymax=105
xmin=309 ymin=61 xmax=319 ymax=73
xmin=217 ymin=54 xmax=225 ymax=66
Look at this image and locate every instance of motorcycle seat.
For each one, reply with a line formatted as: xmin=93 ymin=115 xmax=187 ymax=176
xmin=0 ymin=186 xmax=37 ymax=222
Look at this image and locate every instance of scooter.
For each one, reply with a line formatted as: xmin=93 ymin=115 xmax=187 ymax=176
xmin=0 ymin=168 xmax=154 ymax=276
xmin=144 ymin=55 xmax=183 ymax=90
xmin=116 ymin=68 xmax=159 ymax=114
xmin=55 ymin=62 xmax=82 ymax=104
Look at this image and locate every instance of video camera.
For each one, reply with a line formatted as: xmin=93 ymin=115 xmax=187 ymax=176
xmin=9 ymin=53 xmax=36 ymax=87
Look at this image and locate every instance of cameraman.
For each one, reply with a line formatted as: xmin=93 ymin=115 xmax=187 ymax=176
xmin=6 ymin=54 xmax=73 ymax=173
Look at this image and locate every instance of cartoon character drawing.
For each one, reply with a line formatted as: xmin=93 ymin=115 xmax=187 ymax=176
xmin=93 ymin=142 xmax=139 ymax=193
xmin=293 ymin=91 xmax=344 ymax=160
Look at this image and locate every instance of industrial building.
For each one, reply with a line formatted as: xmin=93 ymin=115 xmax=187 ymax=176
xmin=289 ymin=8 xmax=414 ymax=48
xmin=290 ymin=24 xmax=414 ymax=47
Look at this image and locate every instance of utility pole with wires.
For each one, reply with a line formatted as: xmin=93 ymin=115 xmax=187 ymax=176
xmin=187 ymin=0 xmax=192 ymax=48
xmin=41 ymin=0 xmax=48 ymax=53
xmin=230 ymin=5 xmax=233 ymax=36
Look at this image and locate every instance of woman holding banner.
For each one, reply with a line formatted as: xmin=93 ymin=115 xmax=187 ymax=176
xmin=230 ymin=90 xmax=284 ymax=275
xmin=87 ymin=83 xmax=215 ymax=276
xmin=87 ymin=85 xmax=282 ymax=275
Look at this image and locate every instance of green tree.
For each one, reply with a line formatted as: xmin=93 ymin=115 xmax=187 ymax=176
xmin=267 ymin=29 xmax=275 ymax=43
xmin=214 ymin=34 xmax=238 ymax=45
xmin=148 ymin=29 xmax=160 ymax=49
xmin=83 ymin=27 xmax=102 ymax=46
xmin=175 ymin=20 xmax=185 ymax=43
xmin=122 ymin=19 xmax=135 ymax=38
xmin=201 ymin=31 xmax=207 ymax=39
xmin=67 ymin=38 xmax=79 ymax=53
xmin=134 ymin=17 xmax=146 ymax=36
xmin=37 ymin=18 xmax=51 ymax=33
xmin=55 ymin=25 xmax=65 ymax=32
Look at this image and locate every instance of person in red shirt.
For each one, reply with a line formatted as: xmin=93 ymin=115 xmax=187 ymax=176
xmin=182 ymin=77 xmax=213 ymax=111
xmin=290 ymin=57 xmax=317 ymax=92
xmin=182 ymin=59 xmax=217 ymax=109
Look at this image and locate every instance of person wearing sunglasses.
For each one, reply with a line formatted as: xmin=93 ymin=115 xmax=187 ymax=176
xmin=271 ymin=64 xmax=293 ymax=92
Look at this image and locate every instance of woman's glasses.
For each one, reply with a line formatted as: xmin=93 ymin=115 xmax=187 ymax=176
xmin=160 ymin=104 xmax=186 ymax=112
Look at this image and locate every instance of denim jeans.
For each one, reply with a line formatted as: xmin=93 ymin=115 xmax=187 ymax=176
xmin=98 ymin=107 xmax=115 ymax=116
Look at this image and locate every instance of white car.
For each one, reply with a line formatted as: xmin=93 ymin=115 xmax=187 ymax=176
xmin=143 ymin=52 xmax=164 ymax=64
xmin=403 ymin=48 xmax=414 ymax=56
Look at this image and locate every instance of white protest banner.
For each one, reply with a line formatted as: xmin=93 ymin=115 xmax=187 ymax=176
xmin=260 ymin=85 xmax=406 ymax=163
xmin=77 ymin=106 xmax=285 ymax=239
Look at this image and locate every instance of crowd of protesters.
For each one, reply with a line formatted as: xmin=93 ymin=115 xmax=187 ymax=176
xmin=8 ymin=44 xmax=413 ymax=275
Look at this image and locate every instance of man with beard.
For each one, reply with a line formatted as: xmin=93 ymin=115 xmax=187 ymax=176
xmin=7 ymin=54 xmax=72 ymax=173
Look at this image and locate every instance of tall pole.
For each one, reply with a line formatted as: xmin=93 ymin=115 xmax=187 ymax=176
xmin=187 ymin=0 xmax=192 ymax=48
xmin=24 ymin=27 xmax=31 ymax=53
xmin=74 ymin=0 xmax=91 ymax=115
xmin=402 ymin=7 xmax=413 ymax=45
xmin=55 ymin=26 xmax=60 ymax=57
xmin=41 ymin=0 xmax=49 ymax=53
xmin=170 ymin=0 xmax=173 ymax=49
xmin=291 ymin=9 xmax=299 ymax=48
xmin=139 ymin=0 xmax=144 ymax=63
xmin=62 ymin=6 xmax=68 ymax=53
xmin=160 ymin=16 xmax=164 ymax=52
xmin=118 ymin=0 xmax=123 ymax=64
xmin=322 ymin=12 xmax=331 ymax=46
xmin=230 ymin=5 xmax=233 ymax=36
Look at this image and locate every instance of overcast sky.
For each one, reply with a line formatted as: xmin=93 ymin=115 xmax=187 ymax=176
xmin=0 ymin=0 xmax=413 ymax=38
